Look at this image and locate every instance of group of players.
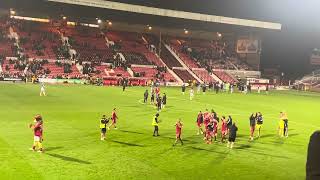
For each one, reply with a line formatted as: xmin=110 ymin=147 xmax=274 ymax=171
xmin=31 ymin=84 xmax=287 ymax=152
xmin=195 ymin=109 xmax=238 ymax=148
xmin=144 ymin=86 xmax=167 ymax=112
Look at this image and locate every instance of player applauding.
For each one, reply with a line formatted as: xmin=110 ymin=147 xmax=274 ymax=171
xmin=29 ymin=114 xmax=44 ymax=153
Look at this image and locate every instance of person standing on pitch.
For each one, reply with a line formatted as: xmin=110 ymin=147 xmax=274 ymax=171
xmin=190 ymin=87 xmax=194 ymax=100
xmin=202 ymin=83 xmax=207 ymax=95
xmin=122 ymin=78 xmax=127 ymax=91
xmin=40 ymin=82 xmax=46 ymax=96
xmin=181 ymin=84 xmax=186 ymax=95
xmin=227 ymin=122 xmax=238 ymax=149
xmin=282 ymin=112 xmax=289 ymax=137
xmin=197 ymin=83 xmax=201 ymax=94
xmin=162 ymin=93 xmax=167 ymax=108
xmin=143 ymin=90 xmax=149 ymax=103
xmin=221 ymin=116 xmax=228 ymax=142
xmin=152 ymin=113 xmax=160 ymax=136
xmin=249 ymin=113 xmax=256 ymax=141
xmin=256 ymin=112 xmax=263 ymax=138
xmin=100 ymin=115 xmax=109 ymax=140
xmin=173 ymin=119 xmax=183 ymax=146
xmin=29 ymin=114 xmax=44 ymax=153
xmin=150 ymin=90 xmax=155 ymax=104
xmin=196 ymin=111 xmax=204 ymax=135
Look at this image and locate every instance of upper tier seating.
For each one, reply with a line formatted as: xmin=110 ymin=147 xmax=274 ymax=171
xmin=13 ymin=21 xmax=60 ymax=60
xmin=106 ymin=31 xmax=163 ymax=66
xmin=63 ymin=26 xmax=113 ymax=63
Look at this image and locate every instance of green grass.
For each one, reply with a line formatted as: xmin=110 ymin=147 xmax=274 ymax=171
xmin=0 ymin=83 xmax=319 ymax=180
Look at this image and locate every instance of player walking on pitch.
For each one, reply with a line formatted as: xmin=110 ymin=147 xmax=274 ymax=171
xmin=108 ymin=108 xmax=118 ymax=130
xmin=173 ymin=119 xmax=183 ymax=146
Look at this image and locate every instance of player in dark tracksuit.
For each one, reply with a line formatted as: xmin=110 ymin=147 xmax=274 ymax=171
xmin=150 ymin=91 xmax=155 ymax=104
xmin=228 ymin=122 xmax=238 ymax=149
xmin=157 ymin=96 xmax=162 ymax=112
xmin=181 ymin=84 xmax=186 ymax=95
xmin=162 ymin=93 xmax=167 ymax=108
xmin=143 ymin=90 xmax=149 ymax=103
xmin=249 ymin=113 xmax=256 ymax=141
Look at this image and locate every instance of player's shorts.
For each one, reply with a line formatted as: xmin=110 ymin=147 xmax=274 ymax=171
xmin=176 ymin=133 xmax=181 ymax=138
xmin=250 ymin=126 xmax=255 ymax=133
xmin=256 ymin=124 xmax=262 ymax=129
xmin=213 ymin=127 xmax=218 ymax=135
xmin=221 ymin=130 xmax=227 ymax=136
xmin=112 ymin=119 xmax=117 ymax=124
xmin=197 ymin=121 xmax=202 ymax=127
xmin=101 ymin=128 xmax=107 ymax=133
xmin=206 ymin=131 xmax=213 ymax=137
xmin=34 ymin=136 xmax=41 ymax=142
xmin=40 ymin=87 xmax=45 ymax=92
xmin=228 ymin=137 xmax=236 ymax=142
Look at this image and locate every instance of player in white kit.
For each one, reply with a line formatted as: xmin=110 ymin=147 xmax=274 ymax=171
xmin=190 ymin=88 xmax=194 ymax=100
xmin=40 ymin=83 xmax=46 ymax=96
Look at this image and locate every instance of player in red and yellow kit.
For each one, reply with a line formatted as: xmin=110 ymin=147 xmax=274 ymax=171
xmin=221 ymin=116 xmax=228 ymax=142
xmin=108 ymin=108 xmax=118 ymax=130
xmin=173 ymin=119 xmax=183 ymax=146
xmin=29 ymin=114 xmax=44 ymax=153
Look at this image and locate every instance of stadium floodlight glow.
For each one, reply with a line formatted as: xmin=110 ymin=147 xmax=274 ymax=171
xmin=108 ymin=21 xmax=112 ymax=26
xmin=148 ymin=26 xmax=152 ymax=30
xmin=217 ymin=32 xmax=222 ymax=37
xmin=184 ymin=29 xmax=189 ymax=34
xmin=62 ymin=16 xmax=67 ymax=20
xmin=97 ymin=19 xmax=102 ymax=24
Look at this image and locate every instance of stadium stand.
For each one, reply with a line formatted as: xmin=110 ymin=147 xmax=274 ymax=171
xmin=13 ymin=21 xmax=60 ymax=60
xmin=213 ymin=70 xmax=237 ymax=83
xmin=173 ymin=68 xmax=197 ymax=82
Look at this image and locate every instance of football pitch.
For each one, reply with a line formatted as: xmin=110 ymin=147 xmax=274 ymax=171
xmin=0 ymin=83 xmax=319 ymax=180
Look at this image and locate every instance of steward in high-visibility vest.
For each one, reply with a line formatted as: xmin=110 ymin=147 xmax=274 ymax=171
xmin=152 ymin=113 xmax=160 ymax=136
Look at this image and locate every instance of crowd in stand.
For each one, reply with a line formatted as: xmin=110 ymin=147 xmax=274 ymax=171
xmin=177 ymin=39 xmax=252 ymax=71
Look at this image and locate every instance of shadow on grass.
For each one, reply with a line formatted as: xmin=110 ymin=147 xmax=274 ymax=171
xmin=46 ymin=153 xmax=91 ymax=164
xmin=111 ymin=140 xmax=144 ymax=147
xmin=288 ymin=133 xmax=299 ymax=137
xmin=235 ymin=144 xmax=251 ymax=149
xmin=45 ymin=146 xmax=64 ymax=152
xmin=119 ymin=130 xmax=144 ymax=135
xmin=189 ymin=146 xmax=225 ymax=154
xmin=258 ymin=134 xmax=275 ymax=139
